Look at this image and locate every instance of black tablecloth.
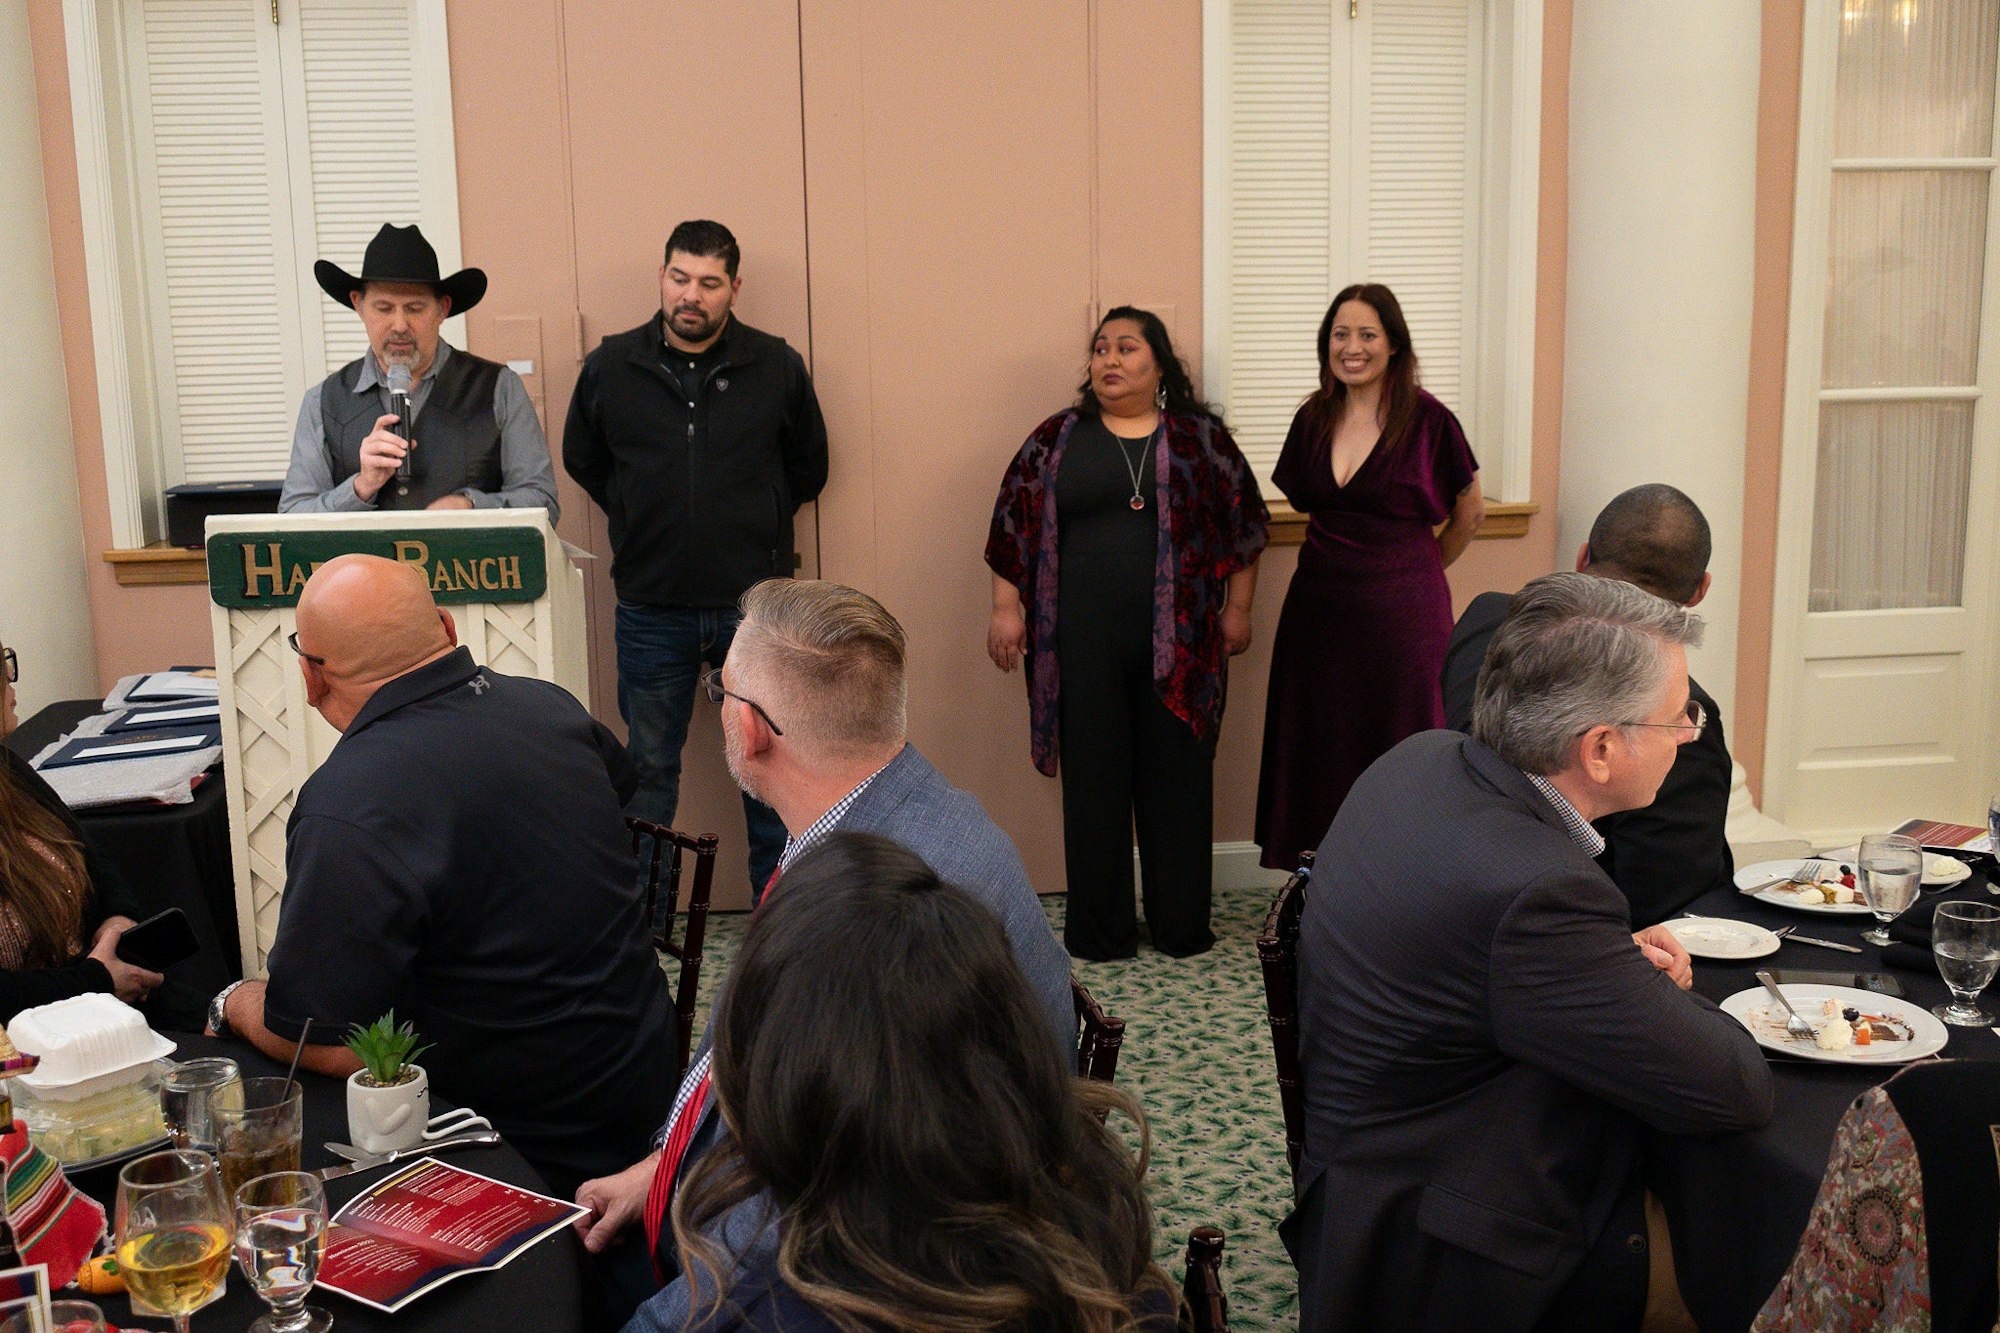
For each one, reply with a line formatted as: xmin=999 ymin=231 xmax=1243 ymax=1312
xmin=4 ymin=700 xmax=240 ymax=1026
xmin=1654 ymin=855 xmax=1999 ymax=1331
xmin=67 ymin=1035 xmax=586 ymax=1332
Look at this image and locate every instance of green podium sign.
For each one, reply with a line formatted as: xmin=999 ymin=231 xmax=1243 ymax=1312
xmin=207 ymin=528 xmax=548 ymax=609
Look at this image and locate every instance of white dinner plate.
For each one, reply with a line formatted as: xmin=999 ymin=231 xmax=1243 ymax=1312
xmin=1820 ymin=846 xmax=1974 ymax=888
xmin=1924 ymin=853 xmax=1972 ymax=887
xmin=1733 ymin=859 xmax=1873 ymax=915
xmin=1662 ymin=916 xmax=1781 ymax=960
xmin=1721 ymin=983 xmax=1949 ymax=1065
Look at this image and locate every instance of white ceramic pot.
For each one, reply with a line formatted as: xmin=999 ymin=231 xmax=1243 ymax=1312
xmin=345 ymin=1065 xmax=429 ymax=1154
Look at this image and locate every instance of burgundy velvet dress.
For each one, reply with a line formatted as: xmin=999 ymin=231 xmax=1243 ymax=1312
xmin=1254 ymin=389 xmax=1477 ymax=869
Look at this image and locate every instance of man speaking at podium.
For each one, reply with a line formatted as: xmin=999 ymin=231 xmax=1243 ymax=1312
xmin=279 ymin=223 xmax=560 ymax=519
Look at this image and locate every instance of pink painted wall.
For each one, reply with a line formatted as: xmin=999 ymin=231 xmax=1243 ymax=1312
xmin=30 ymin=0 xmax=1574 ymax=906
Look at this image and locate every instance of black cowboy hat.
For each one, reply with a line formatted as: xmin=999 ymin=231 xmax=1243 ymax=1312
xmin=314 ymin=223 xmax=487 ymax=314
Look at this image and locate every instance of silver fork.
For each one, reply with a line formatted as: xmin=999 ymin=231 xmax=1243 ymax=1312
xmin=1756 ymin=970 xmax=1818 ymax=1043
xmin=1741 ymin=858 xmax=1830 ymax=894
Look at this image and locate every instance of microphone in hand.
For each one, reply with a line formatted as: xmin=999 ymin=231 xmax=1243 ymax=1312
xmin=386 ymin=362 xmax=417 ymax=482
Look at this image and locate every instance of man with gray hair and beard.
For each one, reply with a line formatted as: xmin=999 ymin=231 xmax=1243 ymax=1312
xmin=1285 ymin=572 xmax=1773 ymax=1333
xmin=573 ymin=577 xmax=1072 ymax=1330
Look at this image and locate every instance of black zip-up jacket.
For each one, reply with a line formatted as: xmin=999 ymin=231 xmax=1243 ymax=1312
xmin=564 ymin=313 xmax=829 ymax=606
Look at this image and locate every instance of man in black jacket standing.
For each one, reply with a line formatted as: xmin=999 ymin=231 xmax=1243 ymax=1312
xmin=564 ymin=221 xmax=828 ymax=896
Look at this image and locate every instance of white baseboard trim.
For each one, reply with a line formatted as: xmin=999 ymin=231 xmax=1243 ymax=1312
xmin=1134 ymin=841 xmax=1291 ymax=892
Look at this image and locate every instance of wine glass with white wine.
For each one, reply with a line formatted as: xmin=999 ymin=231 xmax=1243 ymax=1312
xmin=115 ymin=1150 xmax=232 ymax=1333
xmin=1933 ymin=901 xmax=2000 ymax=1027
xmin=235 ymin=1170 xmax=333 ymax=1333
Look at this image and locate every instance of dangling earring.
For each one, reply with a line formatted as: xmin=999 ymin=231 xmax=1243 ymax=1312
xmin=1155 ymin=384 xmax=1168 ymax=412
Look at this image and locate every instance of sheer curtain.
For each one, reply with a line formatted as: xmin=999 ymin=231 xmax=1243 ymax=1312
xmin=1809 ymin=0 xmax=1998 ymax=612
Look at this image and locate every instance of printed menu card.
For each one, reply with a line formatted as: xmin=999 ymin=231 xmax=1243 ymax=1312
xmin=314 ymin=1158 xmax=585 ymax=1313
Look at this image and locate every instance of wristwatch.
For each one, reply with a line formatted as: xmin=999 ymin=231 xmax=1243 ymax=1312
xmin=207 ymin=980 xmax=247 ymax=1038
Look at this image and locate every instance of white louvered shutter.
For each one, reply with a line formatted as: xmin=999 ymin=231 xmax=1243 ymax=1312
xmin=291 ymin=0 xmax=429 ymax=377
xmin=135 ymin=0 xmax=301 ymax=484
xmin=1224 ymin=0 xmax=1337 ymax=482
xmin=1216 ymin=0 xmax=1484 ymax=488
xmin=1358 ymin=0 xmax=1481 ymax=411
xmin=126 ymin=0 xmax=452 ymax=485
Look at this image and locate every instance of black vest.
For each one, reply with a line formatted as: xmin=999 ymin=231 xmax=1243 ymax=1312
xmin=319 ymin=350 xmax=504 ymax=509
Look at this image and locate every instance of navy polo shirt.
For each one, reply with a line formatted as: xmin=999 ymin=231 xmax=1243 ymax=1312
xmin=263 ymin=648 xmax=677 ymax=1188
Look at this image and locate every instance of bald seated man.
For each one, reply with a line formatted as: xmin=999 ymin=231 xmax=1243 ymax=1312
xmin=208 ymin=555 xmax=677 ymax=1195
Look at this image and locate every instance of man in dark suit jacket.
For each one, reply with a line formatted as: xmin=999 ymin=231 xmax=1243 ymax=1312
xmin=1288 ymin=572 xmax=1773 ymax=1332
xmin=573 ymin=579 xmax=1073 ymax=1330
xmin=1440 ymin=484 xmax=1734 ymax=926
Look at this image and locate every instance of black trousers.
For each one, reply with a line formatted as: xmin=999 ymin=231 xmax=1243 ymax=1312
xmin=1055 ymin=587 xmax=1216 ymax=960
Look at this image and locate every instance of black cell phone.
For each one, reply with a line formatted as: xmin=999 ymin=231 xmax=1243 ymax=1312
xmin=114 ymin=908 xmax=199 ymax=972
xmin=1766 ymin=968 xmax=1906 ymax=998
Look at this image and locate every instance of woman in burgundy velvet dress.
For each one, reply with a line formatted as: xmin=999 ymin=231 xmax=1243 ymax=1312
xmin=1254 ymin=285 xmax=1485 ymax=870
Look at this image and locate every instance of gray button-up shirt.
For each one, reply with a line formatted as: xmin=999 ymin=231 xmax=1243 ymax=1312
xmin=278 ymin=342 xmax=560 ymax=519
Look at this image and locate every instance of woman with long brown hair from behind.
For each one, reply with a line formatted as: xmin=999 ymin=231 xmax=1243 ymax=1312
xmin=634 ymin=831 xmax=1174 ymax=1332
xmin=0 ymin=634 xmax=162 ymax=1020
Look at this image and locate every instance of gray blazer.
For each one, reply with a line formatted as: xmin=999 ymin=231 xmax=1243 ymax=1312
xmin=1284 ymin=730 xmax=1772 ymax=1332
xmin=624 ymin=744 xmax=1072 ymax=1333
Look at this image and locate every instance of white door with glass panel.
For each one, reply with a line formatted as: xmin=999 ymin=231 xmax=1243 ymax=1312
xmin=1767 ymin=0 xmax=2000 ymax=840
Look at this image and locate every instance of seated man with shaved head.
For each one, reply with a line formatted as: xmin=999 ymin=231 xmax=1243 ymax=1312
xmin=208 ymin=555 xmax=677 ymax=1195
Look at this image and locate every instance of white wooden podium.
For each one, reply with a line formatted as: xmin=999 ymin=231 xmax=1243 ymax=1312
xmin=204 ymin=510 xmax=588 ymax=976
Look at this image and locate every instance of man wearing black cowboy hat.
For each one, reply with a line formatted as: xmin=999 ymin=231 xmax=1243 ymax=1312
xmin=279 ymin=223 xmax=559 ymax=517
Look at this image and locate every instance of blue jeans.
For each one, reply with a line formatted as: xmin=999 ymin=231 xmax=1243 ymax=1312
xmin=614 ymin=601 xmax=787 ymax=895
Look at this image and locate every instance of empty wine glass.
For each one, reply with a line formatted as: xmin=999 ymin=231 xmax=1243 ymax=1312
xmin=234 ymin=1171 xmax=333 ymax=1333
xmin=1933 ymin=901 xmax=2000 ymax=1027
xmin=1857 ymin=833 xmax=1922 ymax=947
xmin=115 ymin=1150 xmax=232 ymax=1333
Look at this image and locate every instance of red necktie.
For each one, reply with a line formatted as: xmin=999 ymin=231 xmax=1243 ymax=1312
xmin=643 ymin=1066 xmax=711 ymax=1283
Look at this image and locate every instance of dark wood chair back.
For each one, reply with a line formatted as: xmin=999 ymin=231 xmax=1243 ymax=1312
xmin=1071 ymin=978 xmax=1126 ymax=1083
xmin=626 ymin=817 xmax=719 ymax=1084
xmin=1256 ymin=853 xmax=1312 ymax=1176
xmin=1179 ymin=1226 xmax=1227 ymax=1332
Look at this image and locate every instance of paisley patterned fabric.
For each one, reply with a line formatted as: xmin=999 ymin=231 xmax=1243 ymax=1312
xmin=1751 ymin=1085 xmax=1931 ymax=1332
xmin=985 ymin=409 xmax=1268 ymax=776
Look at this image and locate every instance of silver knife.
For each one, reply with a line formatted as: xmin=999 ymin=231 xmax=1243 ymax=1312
xmin=1782 ymin=933 xmax=1864 ymax=954
xmin=317 ymin=1131 xmax=501 ymax=1180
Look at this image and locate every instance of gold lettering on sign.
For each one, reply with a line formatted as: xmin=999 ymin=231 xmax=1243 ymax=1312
xmin=286 ymin=565 xmax=308 ymax=595
xmin=478 ymin=557 xmax=498 ymax=589
xmin=242 ymin=543 xmax=284 ymax=597
xmin=498 ymin=556 xmax=521 ymax=590
xmin=451 ymin=558 xmax=478 ymax=591
xmin=392 ymin=540 xmax=430 ymax=566
xmin=431 ymin=563 xmax=455 ymax=593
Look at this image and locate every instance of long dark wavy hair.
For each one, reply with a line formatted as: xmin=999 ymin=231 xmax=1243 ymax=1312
xmin=1076 ymin=305 xmax=1213 ymax=419
xmin=674 ymin=832 xmax=1171 ymax=1331
xmin=1306 ymin=283 xmax=1422 ymax=453
xmin=0 ymin=762 xmax=90 ymax=968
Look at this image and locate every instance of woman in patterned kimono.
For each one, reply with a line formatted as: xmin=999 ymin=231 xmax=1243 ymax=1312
xmin=1255 ymin=284 xmax=1486 ymax=869
xmin=986 ymin=308 xmax=1268 ymax=961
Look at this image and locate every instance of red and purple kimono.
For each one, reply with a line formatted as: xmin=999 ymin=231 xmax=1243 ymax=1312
xmin=985 ymin=408 xmax=1269 ymax=776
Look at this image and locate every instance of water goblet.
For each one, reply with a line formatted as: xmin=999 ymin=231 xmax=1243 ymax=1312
xmin=160 ymin=1058 xmax=240 ymax=1153
xmin=235 ymin=1171 xmax=334 ymax=1333
xmin=1933 ymin=901 xmax=2000 ymax=1027
xmin=115 ymin=1149 xmax=232 ymax=1332
xmin=1857 ymin=833 xmax=1921 ymax=947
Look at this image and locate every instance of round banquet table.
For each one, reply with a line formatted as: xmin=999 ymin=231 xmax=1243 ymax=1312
xmin=4 ymin=699 xmax=240 ymax=1029
xmin=1651 ymin=852 xmax=1999 ymax=1331
xmin=63 ymin=1035 xmax=586 ymax=1332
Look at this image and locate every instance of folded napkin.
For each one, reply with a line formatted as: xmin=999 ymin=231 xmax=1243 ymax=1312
xmin=1881 ymin=943 xmax=1934 ymax=973
xmin=0 ymin=1118 xmax=107 ymax=1288
xmin=1889 ymin=915 xmax=1932 ymax=947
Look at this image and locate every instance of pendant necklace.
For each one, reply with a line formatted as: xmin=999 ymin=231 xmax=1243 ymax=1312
xmin=1113 ymin=427 xmax=1152 ymax=511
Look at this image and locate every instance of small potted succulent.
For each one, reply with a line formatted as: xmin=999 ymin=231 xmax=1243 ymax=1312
xmin=343 ymin=1010 xmax=432 ymax=1155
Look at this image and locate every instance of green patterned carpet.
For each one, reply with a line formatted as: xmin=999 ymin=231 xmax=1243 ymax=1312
xmin=685 ymin=884 xmax=1298 ymax=1326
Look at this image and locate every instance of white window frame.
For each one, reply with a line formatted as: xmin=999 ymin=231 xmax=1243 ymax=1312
xmin=62 ymin=0 xmax=464 ymax=548
xmin=1200 ymin=0 xmax=1543 ymax=502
